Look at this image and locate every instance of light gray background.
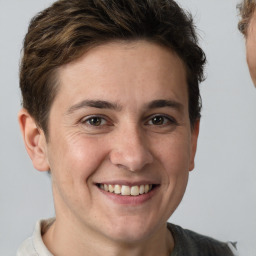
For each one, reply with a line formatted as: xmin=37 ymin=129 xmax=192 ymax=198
xmin=0 ymin=0 xmax=255 ymax=255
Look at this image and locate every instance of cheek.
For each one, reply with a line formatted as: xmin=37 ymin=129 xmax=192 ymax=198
xmin=48 ymin=135 xmax=110 ymax=213
xmin=153 ymin=134 xmax=191 ymax=174
xmin=48 ymin=134 xmax=109 ymax=182
xmin=154 ymin=136 xmax=190 ymax=218
xmin=246 ymin=34 xmax=256 ymax=76
xmin=247 ymin=45 xmax=256 ymax=70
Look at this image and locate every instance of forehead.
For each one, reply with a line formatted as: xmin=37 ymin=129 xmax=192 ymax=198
xmin=54 ymin=41 xmax=188 ymax=110
xmin=59 ymin=40 xmax=186 ymax=76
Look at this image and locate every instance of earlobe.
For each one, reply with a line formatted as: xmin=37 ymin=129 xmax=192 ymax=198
xmin=18 ymin=108 xmax=50 ymax=171
xmin=189 ymin=119 xmax=200 ymax=172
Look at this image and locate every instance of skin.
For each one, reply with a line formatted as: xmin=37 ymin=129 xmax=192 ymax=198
xmin=19 ymin=40 xmax=199 ymax=256
xmin=246 ymin=10 xmax=256 ymax=86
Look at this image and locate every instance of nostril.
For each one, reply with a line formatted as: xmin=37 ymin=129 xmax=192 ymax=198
xmin=109 ymin=148 xmax=153 ymax=172
xmin=116 ymin=164 xmax=132 ymax=171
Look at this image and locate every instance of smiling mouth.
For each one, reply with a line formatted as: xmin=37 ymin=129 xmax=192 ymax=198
xmin=96 ymin=184 xmax=158 ymax=196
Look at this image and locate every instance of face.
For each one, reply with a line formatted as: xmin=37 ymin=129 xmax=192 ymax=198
xmin=42 ymin=41 xmax=199 ymax=243
xmin=246 ymin=10 xmax=256 ymax=87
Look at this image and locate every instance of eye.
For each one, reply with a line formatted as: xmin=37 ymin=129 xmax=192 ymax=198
xmin=150 ymin=116 xmax=167 ymax=125
xmin=82 ymin=116 xmax=107 ymax=127
xmin=146 ymin=115 xmax=177 ymax=126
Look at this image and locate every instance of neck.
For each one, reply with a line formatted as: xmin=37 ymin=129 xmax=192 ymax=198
xmin=43 ymin=216 xmax=174 ymax=256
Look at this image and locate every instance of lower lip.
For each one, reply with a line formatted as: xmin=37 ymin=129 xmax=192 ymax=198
xmin=97 ymin=186 xmax=159 ymax=205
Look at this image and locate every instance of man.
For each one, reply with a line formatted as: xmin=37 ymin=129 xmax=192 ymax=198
xmin=238 ymin=0 xmax=256 ymax=86
xmin=17 ymin=0 xmax=236 ymax=255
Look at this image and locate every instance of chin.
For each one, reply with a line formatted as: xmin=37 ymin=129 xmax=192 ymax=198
xmin=103 ymin=217 xmax=158 ymax=244
xmin=108 ymin=229 xmax=150 ymax=244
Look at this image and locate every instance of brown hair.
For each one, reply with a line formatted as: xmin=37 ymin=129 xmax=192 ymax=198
xmin=238 ymin=0 xmax=256 ymax=35
xmin=20 ymin=0 xmax=206 ymax=136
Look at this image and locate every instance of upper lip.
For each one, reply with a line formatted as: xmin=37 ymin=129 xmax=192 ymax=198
xmin=94 ymin=180 xmax=160 ymax=186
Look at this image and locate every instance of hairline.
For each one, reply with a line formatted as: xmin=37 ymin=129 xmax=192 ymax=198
xmin=41 ymin=39 xmax=197 ymax=140
xmin=238 ymin=1 xmax=256 ymax=36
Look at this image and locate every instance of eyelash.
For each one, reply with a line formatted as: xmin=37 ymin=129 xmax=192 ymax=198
xmin=145 ymin=114 xmax=178 ymax=126
xmin=80 ymin=115 xmax=110 ymax=128
xmin=80 ymin=114 xmax=177 ymax=128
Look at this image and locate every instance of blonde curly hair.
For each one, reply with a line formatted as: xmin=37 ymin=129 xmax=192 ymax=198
xmin=238 ymin=0 xmax=256 ymax=36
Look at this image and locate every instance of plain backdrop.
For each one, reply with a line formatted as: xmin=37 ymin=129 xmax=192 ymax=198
xmin=0 ymin=0 xmax=255 ymax=255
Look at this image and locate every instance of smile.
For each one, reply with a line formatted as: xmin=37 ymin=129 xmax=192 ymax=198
xmin=97 ymin=184 xmax=154 ymax=196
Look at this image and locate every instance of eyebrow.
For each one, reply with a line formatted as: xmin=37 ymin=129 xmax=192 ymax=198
xmin=147 ymin=99 xmax=183 ymax=112
xmin=66 ymin=98 xmax=183 ymax=115
xmin=66 ymin=100 xmax=122 ymax=114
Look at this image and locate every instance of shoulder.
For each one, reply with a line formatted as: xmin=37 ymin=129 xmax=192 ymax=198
xmin=16 ymin=219 xmax=55 ymax=256
xmin=168 ymin=223 xmax=238 ymax=256
xmin=17 ymin=237 xmax=37 ymax=256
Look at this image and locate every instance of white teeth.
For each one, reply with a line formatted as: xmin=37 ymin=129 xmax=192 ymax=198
xmin=109 ymin=184 xmax=114 ymax=193
xmin=139 ymin=185 xmax=145 ymax=194
xmin=121 ymin=185 xmax=131 ymax=196
xmin=131 ymin=186 xmax=139 ymax=196
xmin=114 ymin=185 xmax=121 ymax=194
xmin=99 ymin=184 xmax=154 ymax=196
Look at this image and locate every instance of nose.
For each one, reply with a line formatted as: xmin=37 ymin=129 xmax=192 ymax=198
xmin=109 ymin=126 xmax=153 ymax=172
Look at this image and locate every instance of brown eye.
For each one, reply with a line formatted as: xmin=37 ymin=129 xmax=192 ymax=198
xmin=146 ymin=115 xmax=177 ymax=127
xmin=151 ymin=116 xmax=165 ymax=125
xmin=84 ymin=116 xmax=107 ymax=127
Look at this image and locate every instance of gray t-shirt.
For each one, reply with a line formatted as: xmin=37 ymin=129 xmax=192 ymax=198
xmin=17 ymin=219 xmax=238 ymax=256
xmin=167 ymin=223 xmax=238 ymax=256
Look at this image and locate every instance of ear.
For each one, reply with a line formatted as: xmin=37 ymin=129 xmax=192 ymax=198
xmin=18 ymin=108 xmax=49 ymax=171
xmin=189 ymin=119 xmax=200 ymax=172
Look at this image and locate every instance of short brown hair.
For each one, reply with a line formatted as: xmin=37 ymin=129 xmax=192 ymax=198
xmin=238 ymin=0 xmax=256 ymax=35
xmin=20 ymin=0 xmax=206 ymax=136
